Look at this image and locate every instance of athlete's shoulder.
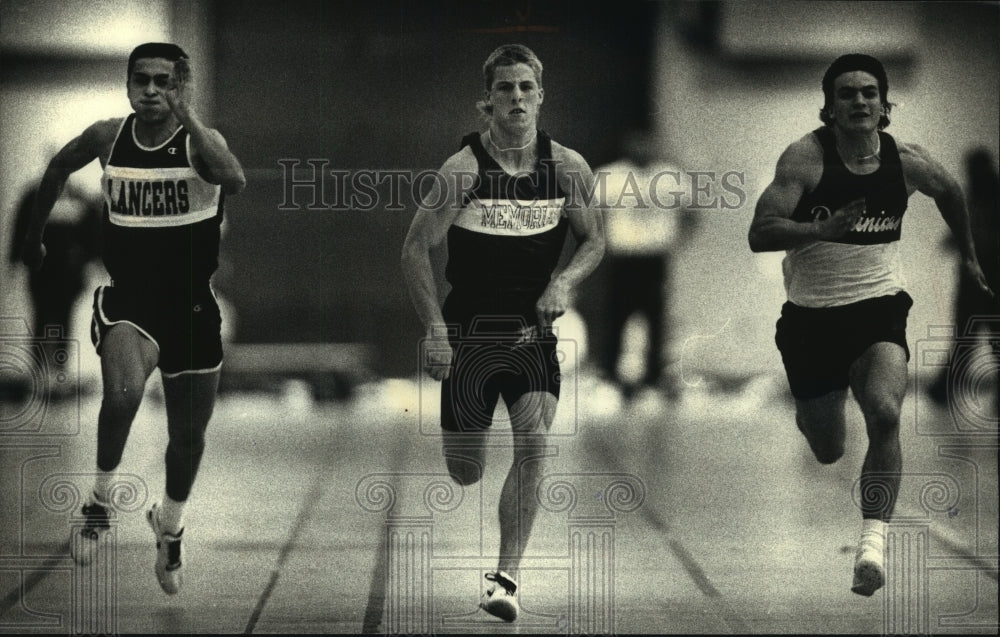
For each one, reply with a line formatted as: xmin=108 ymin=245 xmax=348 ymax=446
xmin=895 ymin=138 xmax=952 ymax=193
xmin=429 ymin=145 xmax=479 ymax=202
xmin=550 ymin=139 xmax=590 ymax=172
xmin=548 ymin=140 xmax=596 ymax=205
xmin=56 ymin=117 xmax=124 ymax=168
xmin=784 ymin=132 xmax=824 ymax=163
xmin=896 ymin=139 xmax=941 ymax=179
xmin=894 ymin=138 xmax=933 ymax=165
xmin=439 ymin=144 xmax=479 ymax=175
xmin=82 ymin=117 xmax=126 ymax=149
xmin=773 ymin=132 xmax=824 ymax=186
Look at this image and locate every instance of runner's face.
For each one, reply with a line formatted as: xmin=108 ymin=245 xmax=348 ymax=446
xmin=829 ymin=71 xmax=882 ymax=133
xmin=485 ymin=63 xmax=543 ymax=132
xmin=128 ymin=58 xmax=174 ymax=123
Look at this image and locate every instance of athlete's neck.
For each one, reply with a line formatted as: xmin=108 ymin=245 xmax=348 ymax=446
xmin=834 ymin=128 xmax=881 ymax=165
xmin=487 ymin=127 xmax=536 ymax=153
xmin=485 ymin=127 xmax=537 ymax=173
xmin=134 ymin=115 xmax=181 ymax=148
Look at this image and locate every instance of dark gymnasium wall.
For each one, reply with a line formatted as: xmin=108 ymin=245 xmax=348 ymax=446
xmin=211 ymin=0 xmax=657 ymax=377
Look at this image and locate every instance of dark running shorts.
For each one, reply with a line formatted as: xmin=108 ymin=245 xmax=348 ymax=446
xmin=91 ymin=283 xmax=223 ymax=376
xmin=775 ymin=291 xmax=913 ymax=400
xmin=440 ymin=293 xmax=562 ymax=432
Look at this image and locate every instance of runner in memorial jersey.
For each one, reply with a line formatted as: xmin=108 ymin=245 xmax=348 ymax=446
xmin=21 ymin=42 xmax=245 ymax=595
xmin=402 ymin=44 xmax=604 ymax=621
xmin=748 ymin=53 xmax=992 ymax=597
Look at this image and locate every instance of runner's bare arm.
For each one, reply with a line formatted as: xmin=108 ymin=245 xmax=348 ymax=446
xmin=749 ymin=136 xmax=862 ymax=251
xmin=901 ymin=142 xmax=993 ymax=297
xmin=401 ymin=150 xmax=477 ymax=379
xmin=22 ymin=118 xmax=120 ymax=269
xmin=537 ymin=145 xmax=605 ymax=327
xmin=166 ymin=58 xmax=245 ymax=195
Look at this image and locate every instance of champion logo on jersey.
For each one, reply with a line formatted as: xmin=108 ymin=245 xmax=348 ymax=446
xmin=167 ymin=147 xmax=178 ymax=155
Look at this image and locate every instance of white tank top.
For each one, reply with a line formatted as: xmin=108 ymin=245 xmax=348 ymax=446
xmin=783 ymin=241 xmax=906 ymax=307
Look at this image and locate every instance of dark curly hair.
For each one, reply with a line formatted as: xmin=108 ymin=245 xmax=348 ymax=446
xmin=819 ymin=53 xmax=892 ymax=130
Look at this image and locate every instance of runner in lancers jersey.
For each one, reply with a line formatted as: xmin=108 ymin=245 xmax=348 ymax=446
xmin=22 ymin=42 xmax=245 ymax=595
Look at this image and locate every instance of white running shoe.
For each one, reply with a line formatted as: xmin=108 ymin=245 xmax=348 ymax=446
xmin=147 ymin=503 xmax=184 ymax=595
xmin=479 ymin=571 xmax=519 ymax=622
xmin=70 ymin=498 xmax=114 ymax=565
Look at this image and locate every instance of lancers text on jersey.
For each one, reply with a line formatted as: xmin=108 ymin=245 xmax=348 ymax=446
xmin=107 ymin=178 xmax=190 ymax=217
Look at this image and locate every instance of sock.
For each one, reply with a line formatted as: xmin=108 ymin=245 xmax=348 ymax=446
xmin=158 ymin=494 xmax=186 ymax=536
xmin=858 ymin=518 xmax=886 ymax=558
xmin=93 ymin=469 xmax=117 ymax=505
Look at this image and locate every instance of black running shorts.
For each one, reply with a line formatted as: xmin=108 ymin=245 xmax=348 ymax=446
xmin=439 ymin=292 xmax=562 ymax=432
xmin=91 ymin=283 xmax=223 ymax=376
xmin=775 ymin=291 xmax=913 ymax=400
